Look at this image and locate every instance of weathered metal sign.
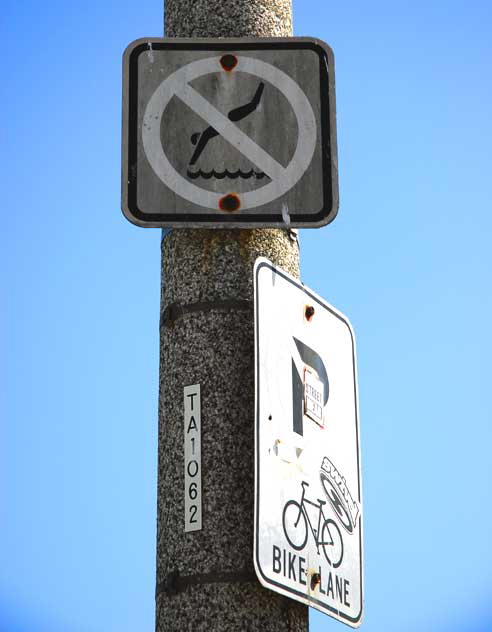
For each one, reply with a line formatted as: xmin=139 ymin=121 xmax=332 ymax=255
xmin=254 ymin=258 xmax=363 ymax=627
xmin=122 ymin=37 xmax=337 ymax=228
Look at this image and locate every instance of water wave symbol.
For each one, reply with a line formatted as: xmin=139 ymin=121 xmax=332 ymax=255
xmin=187 ymin=168 xmax=266 ymax=180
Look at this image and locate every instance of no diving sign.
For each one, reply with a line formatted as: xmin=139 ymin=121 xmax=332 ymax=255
xmin=122 ymin=38 xmax=338 ymax=228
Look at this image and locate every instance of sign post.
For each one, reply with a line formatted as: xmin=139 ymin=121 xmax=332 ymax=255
xmin=254 ymin=258 xmax=363 ymax=627
xmin=153 ymin=1 xmax=308 ymax=631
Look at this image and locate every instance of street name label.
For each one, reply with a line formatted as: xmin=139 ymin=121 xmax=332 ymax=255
xmin=122 ymin=37 xmax=338 ymax=228
xmin=184 ymin=384 xmax=202 ymax=532
xmin=254 ymin=259 xmax=363 ymax=627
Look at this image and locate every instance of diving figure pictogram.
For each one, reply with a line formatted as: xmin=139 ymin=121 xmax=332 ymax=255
xmin=188 ymin=82 xmax=265 ymax=167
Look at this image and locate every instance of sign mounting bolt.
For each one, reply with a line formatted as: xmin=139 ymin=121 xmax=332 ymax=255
xmin=311 ymin=572 xmax=321 ymax=590
xmin=219 ymin=194 xmax=241 ymax=212
xmin=305 ymin=305 xmax=315 ymax=321
xmin=220 ymin=54 xmax=238 ymax=71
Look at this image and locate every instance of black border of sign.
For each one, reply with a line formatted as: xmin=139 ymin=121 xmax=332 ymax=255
xmin=253 ymin=259 xmax=363 ymax=626
xmin=121 ymin=37 xmax=338 ymax=228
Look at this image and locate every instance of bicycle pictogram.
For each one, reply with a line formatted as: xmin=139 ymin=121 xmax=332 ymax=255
xmin=282 ymin=481 xmax=344 ymax=568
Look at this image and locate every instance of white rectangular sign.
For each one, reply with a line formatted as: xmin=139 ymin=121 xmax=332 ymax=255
xmin=184 ymin=384 xmax=202 ymax=532
xmin=254 ymin=258 xmax=363 ymax=627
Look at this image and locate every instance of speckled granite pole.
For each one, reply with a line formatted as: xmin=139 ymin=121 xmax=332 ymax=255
xmin=156 ymin=1 xmax=308 ymax=630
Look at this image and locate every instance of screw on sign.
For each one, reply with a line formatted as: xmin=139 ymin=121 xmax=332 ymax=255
xmin=122 ymin=38 xmax=338 ymax=228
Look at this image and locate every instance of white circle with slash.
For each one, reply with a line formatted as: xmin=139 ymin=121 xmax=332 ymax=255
xmin=142 ymin=55 xmax=317 ymax=210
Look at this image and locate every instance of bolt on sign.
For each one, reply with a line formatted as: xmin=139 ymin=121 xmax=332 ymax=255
xmin=254 ymin=258 xmax=363 ymax=627
xmin=121 ymin=37 xmax=338 ymax=228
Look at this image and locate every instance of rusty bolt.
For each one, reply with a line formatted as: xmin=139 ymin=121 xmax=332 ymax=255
xmin=219 ymin=193 xmax=240 ymax=212
xmin=305 ymin=305 xmax=315 ymax=321
xmin=220 ymin=54 xmax=237 ymax=71
xmin=310 ymin=572 xmax=321 ymax=590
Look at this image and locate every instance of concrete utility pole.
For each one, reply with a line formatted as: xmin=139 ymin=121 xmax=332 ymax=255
xmin=156 ymin=1 xmax=308 ymax=630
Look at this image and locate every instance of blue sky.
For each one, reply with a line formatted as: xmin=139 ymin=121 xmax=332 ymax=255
xmin=2 ymin=1 xmax=491 ymax=630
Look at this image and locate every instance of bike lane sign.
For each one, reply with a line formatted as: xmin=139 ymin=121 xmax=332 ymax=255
xmin=254 ymin=258 xmax=363 ymax=627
